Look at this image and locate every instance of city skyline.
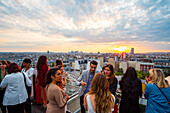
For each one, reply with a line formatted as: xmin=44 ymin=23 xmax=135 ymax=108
xmin=0 ymin=0 xmax=170 ymax=53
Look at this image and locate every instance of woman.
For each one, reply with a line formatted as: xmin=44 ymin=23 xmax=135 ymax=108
xmin=58 ymin=65 xmax=67 ymax=91
xmin=84 ymin=73 xmax=115 ymax=113
xmin=119 ymin=67 xmax=142 ymax=113
xmin=103 ymin=64 xmax=118 ymax=95
xmin=0 ymin=63 xmax=32 ymax=113
xmin=103 ymin=64 xmax=118 ymax=113
xmin=0 ymin=60 xmax=8 ymax=113
xmin=36 ymin=55 xmax=49 ymax=108
xmin=145 ymin=69 xmax=170 ymax=113
xmin=46 ymin=68 xmax=69 ymax=113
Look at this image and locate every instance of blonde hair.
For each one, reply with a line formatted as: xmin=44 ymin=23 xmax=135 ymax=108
xmin=87 ymin=73 xmax=114 ymax=113
xmin=149 ymin=68 xmax=169 ymax=88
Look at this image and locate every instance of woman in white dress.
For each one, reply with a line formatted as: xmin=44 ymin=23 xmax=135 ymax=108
xmin=84 ymin=73 xmax=115 ymax=113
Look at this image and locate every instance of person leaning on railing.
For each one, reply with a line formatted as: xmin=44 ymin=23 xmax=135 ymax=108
xmin=145 ymin=68 xmax=170 ymax=113
xmin=46 ymin=67 xmax=69 ymax=113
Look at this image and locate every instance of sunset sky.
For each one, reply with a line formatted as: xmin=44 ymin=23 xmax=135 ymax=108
xmin=0 ymin=0 xmax=170 ymax=53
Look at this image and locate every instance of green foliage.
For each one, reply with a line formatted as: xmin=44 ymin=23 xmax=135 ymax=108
xmin=115 ymin=72 xmax=123 ymax=76
xmin=115 ymin=68 xmax=123 ymax=75
xmin=51 ymin=62 xmax=55 ymax=67
xmin=118 ymin=68 xmax=123 ymax=74
xmin=136 ymin=70 xmax=148 ymax=80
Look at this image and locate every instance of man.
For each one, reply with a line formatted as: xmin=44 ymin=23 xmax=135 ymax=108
xmin=75 ymin=60 xmax=99 ymax=113
xmin=21 ymin=58 xmax=34 ymax=113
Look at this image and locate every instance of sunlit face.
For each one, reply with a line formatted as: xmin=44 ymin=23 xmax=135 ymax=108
xmin=60 ymin=67 xmax=64 ymax=74
xmin=53 ymin=70 xmax=61 ymax=82
xmin=104 ymin=67 xmax=111 ymax=77
xmin=90 ymin=64 xmax=97 ymax=73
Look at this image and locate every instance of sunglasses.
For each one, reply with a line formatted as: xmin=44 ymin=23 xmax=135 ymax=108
xmin=57 ymin=73 xmax=61 ymax=75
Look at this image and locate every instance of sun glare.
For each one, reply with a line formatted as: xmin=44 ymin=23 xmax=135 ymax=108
xmin=113 ymin=47 xmax=127 ymax=52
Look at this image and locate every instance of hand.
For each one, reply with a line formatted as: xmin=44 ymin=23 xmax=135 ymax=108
xmin=64 ymin=72 xmax=67 ymax=77
xmin=81 ymin=82 xmax=87 ymax=87
xmin=65 ymin=93 xmax=69 ymax=101
xmin=106 ymin=76 xmax=109 ymax=80
xmin=101 ymin=71 xmax=105 ymax=75
xmin=145 ymin=76 xmax=150 ymax=83
xmin=0 ymin=65 xmax=5 ymax=71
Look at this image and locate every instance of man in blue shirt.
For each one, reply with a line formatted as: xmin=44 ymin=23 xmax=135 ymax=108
xmin=75 ymin=60 xmax=99 ymax=113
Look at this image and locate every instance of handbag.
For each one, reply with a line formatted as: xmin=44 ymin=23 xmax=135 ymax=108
xmin=154 ymin=83 xmax=170 ymax=105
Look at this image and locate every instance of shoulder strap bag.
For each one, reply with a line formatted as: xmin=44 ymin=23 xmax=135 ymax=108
xmin=154 ymin=83 xmax=170 ymax=105
xmin=22 ymin=72 xmax=29 ymax=96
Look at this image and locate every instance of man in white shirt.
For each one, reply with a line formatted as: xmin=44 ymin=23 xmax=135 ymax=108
xmin=21 ymin=59 xmax=34 ymax=113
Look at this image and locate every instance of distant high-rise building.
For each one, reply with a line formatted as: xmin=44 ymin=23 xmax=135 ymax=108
xmin=97 ymin=57 xmax=103 ymax=68
xmin=121 ymin=52 xmax=126 ymax=60
xmin=47 ymin=50 xmax=49 ymax=54
xmin=130 ymin=48 xmax=134 ymax=55
xmin=108 ymin=57 xmax=115 ymax=68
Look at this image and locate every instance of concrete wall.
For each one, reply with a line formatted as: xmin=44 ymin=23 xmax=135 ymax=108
xmin=108 ymin=58 xmax=115 ymax=68
xmin=119 ymin=62 xmax=127 ymax=73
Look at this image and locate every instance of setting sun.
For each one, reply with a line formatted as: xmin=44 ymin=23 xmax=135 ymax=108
xmin=113 ymin=46 xmax=128 ymax=52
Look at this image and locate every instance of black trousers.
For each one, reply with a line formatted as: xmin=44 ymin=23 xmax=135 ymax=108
xmin=25 ymin=86 xmax=32 ymax=113
xmin=80 ymin=95 xmax=85 ymax=113
xmin=0 ymin=89 xmax=6 ymax=113
xmin=7 ymin=103 xmax=24 ymax=113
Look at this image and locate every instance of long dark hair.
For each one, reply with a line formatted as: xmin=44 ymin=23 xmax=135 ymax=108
xmin=46 ymin=67 xmax=63 ymax=89
xmin=119 ymin=67 xmax=141 ymax=102
xmin=46 ymin=68 xmax=60 ymax=84
xmin=104 ymin=64 xmax=115 ymax=84
xmin=36 ymin=55 xmax=47 ymax=70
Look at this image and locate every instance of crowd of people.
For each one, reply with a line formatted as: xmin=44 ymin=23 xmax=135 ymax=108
xmin=0 ymin=55 xmax=170 ymax=113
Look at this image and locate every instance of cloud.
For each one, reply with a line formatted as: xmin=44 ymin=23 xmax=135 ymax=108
xmin=0 ymin=0 xmax=169 ymax=52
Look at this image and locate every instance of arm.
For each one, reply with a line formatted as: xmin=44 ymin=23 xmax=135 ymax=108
xmin=75 ymin=72 xmax=84 ymax=86
xmin=24 ymin=72 xmax=32 ymax=86
xmin=62 ymin=72 xmax=67 ymax=86
xmin=54 ymin=88 xmax=68 ymax=108
xmin=0 ymin=65 xmax=6 ymax=81
xmin=0 ymin=76 xmax=8 ymax=88
xmin=84 ymin=94 xmax=88 ymax=111
xmin=27 ymin=68 xmax=34 ymax=78
xmin=110 ymin=78 xmax=118 ymax=95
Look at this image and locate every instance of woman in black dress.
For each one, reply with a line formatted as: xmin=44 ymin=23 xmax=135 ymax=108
xmin=119 ymin=67 xmax=142 ymax=113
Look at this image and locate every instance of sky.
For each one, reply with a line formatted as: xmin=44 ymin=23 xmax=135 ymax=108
xmin=0 ymin=0 xmax=170 ymax=53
